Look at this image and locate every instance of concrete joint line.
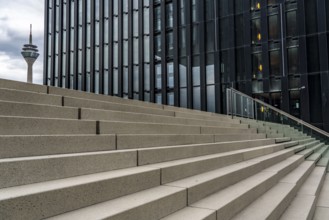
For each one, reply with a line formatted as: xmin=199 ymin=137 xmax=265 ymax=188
xmin=115 ymin=134 xmax=118 ymax=150
xmin=61 ymin=96 xmax=65 ymax=106
xmin=96 ymin=121 xmax=100 ymax=135
xmin=78 ymin=108 xmax=82 ymax=120
xmin=137 ymin=150 xmax=140 ymax=166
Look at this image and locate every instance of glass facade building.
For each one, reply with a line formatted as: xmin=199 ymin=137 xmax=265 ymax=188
xmin=44 ymin=0 xmax=329 ymax=131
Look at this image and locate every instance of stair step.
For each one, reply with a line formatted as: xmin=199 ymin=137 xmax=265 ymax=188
xmin=0 ymin=78 xmax=47 ymax=93
xmin=160 ymin=207 xmax=216 ymax=220
xmin=117 ymin=134 xmax=213 ymax=149
xmin=81 ymin=108 xmax=246 ymax=128
xmin=146 ymin=144 xmax=295 ymax=184
xmin=0 ymin=150 xmax=137 ymax=188
xmin=230 ymin=161 xmax=314 ymax=220
xmin=0 ymin=100 xmax=79 ymax=119
xmin=48 ymin=85 xmax=164 ymax=110
xmin=0 ymin=116 xmax=96 ymax=135
xmin=0 ymin=116 xmax=254 ymax=136
xmin=0 ymin=88 xmax=61 ymax=106
xmin=190 ymin=155 xmax=304 ymax=220
xmin=64 ymin=96 xmax=176 ymax=117
xmin=0 ymin=166 xmax=160 ymax=220
xmin=298 ymin=138 xmax=316 ymax=145
xmin=99 ymin=121 xmax=255 ymax=135
xmin=279 ymin=167 xmax=326 ymax=220
xmin=175 ymin=111 xmax=240 ymax=123
xmin=276 ymin=137 xmax=292 ymax=143
xmin=307 ymin=146 xmax=328 ymax=162
xmin=317 ymin=150 xmax=329 ymax=168
xmin=298 ymin=144 xmax=324 ymax=158
xmin=138 ymin=139 xmax=277 ymax=165
xmin=0 ymin=135 xmax=116 ymax=159
xmin=165 ymin=149 xmax=302 ymax=205
xmin=45 ymin=186 xmax=186 ymax=220
xmin=117 ymin=133 xmax=266 ymax=150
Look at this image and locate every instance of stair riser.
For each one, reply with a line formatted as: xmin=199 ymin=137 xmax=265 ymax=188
xmin=214 ymin=134 xmax=266 ymax=143
xmin=0 ymin=169 xmax=160 ymax=220
xmin=0 ymin=135 xmax=116 ymax=159
xmin=0 ymin=117 xmax=96 ymax=135
xmin=81 ymin=108 xmax=245 ymax=128
xmin=48 ymin=86 xmax=164 ymax=110
xmin=175 ymin=112 xmax=240 ymax=123
xmin=0 ymin=151 xmax=137 ymax=188
xmin=99 ymin=122 xmax=201 ymax=135
xmin=117 ymin=134 xmax=214 ymax=150
xmin=201 ymin=127 xmax=257 ymax=135
xmin=138 ymin=139 xmax=275 ymax=165
xmin=64 ymin=97 xmax=174 ymax=117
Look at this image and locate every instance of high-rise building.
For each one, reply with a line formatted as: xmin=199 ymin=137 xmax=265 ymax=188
xmin=44 ymin=0 xmax=329 ymax=131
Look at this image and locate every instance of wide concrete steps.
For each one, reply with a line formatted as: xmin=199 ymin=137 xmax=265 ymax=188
xmin=1 ymin=79 xmax=328 ymax=220
xmin=3 ymin=143 xmax=299 ymax=220
xmin=0 ymin=99 xmax=245 ymax=128
xmin=0 ymin=140 xmax=291 ymax=189
xmin=0 ymin=116 xmax=257 ymax=136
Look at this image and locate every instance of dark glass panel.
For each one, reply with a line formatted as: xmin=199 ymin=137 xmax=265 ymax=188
xmin=268 ymin=15 xmax=279 ymax=40
xmin=286 ymin=11 xmax=297 ymax=37
xmin=269 ymin=50 xmax=280 ymax=77
xmin=288 ymin=47 xmax=298 ymax=75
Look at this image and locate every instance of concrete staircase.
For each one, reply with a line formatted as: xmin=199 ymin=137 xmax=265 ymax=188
xmin=0 ymin=78 xmax=328 ymax=220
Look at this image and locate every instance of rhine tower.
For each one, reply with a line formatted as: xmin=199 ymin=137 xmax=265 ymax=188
xmin=21 ymin=24 xmax=39 ymax=83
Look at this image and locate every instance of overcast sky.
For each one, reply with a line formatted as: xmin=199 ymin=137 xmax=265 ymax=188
xmin=0 ymin=0 xmax=44 ymax=84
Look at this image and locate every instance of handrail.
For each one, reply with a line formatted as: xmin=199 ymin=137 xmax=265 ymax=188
xmin=255 ymin=98 xmax=329 ymax=138
xmin=228 ymin=88 xmax=329 ymax=139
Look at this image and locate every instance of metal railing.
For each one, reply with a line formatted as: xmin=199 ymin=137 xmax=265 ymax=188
xmin=226 ymin=88 xmax=329 ymax=144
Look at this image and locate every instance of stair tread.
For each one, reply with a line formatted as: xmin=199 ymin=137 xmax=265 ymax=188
xmin=160 ymin=207 xmax=216 ymax=220
xmin=0 ymin=149 xmax=134 ymax=163
xmin=45 ymin=185 xmax=185 ymax=220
